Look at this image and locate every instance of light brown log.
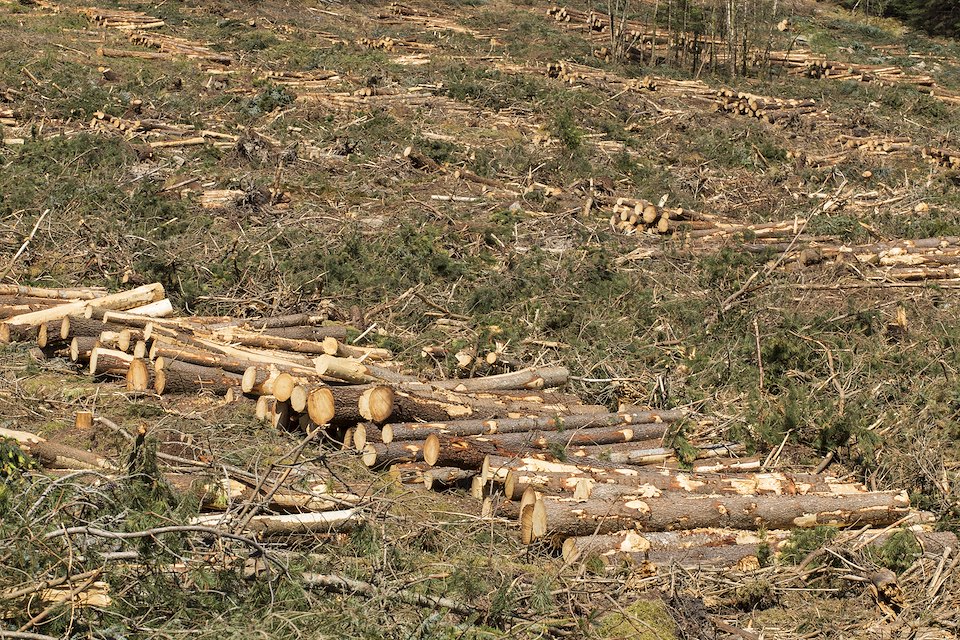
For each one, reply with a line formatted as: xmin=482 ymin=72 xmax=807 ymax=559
xmin=208 ymin=328 xmax=335 ymax=355
xmin=383 ymin=410 xmax=678 ymax=444
xmin=151 ymin=341 xmax=315 ymax=377
xmin=125 ymin=358 xmax=154 ymax=392
xmin=133 ymin=340 xmax=147 ymax=359
xmin=98 ymin=330 xmax=122 ymax=350
xmin=358 ymin=386 xmax=395 ymax=423
xmin=533 ymin=491 xmax=912 ymax=539
xmin=353 ymin=423 xmax=385 ymax=450
xmin=74 ymin=411 xmax=93 ymax=431
xmin=235 ymin=324 xmax=348 ymax=342
xmin=315 ymin=354 xmax=417 ymax=384
xmin=0 ymin=285 xmax=106 ymax=300
xmin=691 ymin=457 xmax=762 ymax=473
xmin=361 ymin=439 xmax=434 ymax=468
xmin=193 ymin=509 xmax=359 ymax=534
xmin=89 ymin=348 xmax=134 ymax=378
xmin=320 ymin=336 xmax=393 ymax=360
xmin=36 ymin=320 xmax=66 ymax=348
xmin=70 ymin=336 xmax=98 ymax=362
xmin=431 ymin=366 xmax=569 ymax=392
xmin=0 ymin=427 xmax=116 ymax=470
xmin=1 ymin=283 xmax=165 ymax=341
xmin=306 ymin=387 xmax=336 ymax=426
xmin=255 ymin=396 xmax=276 ymax=421
xmin=117 ymin=328 xmax=144 ymax=352
xmin=154 ymin=360 xmax=242 ymax=395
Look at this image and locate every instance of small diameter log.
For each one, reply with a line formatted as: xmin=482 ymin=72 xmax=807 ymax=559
xmin=243 ymin=324 xmax=348 ymax=341
xmin=533 ymin=490 xmax=912 ymax=539
xmin=0 ymin=285 xmax=106 ymax=300
xmin=383 ymin=410 xmax=678 ymax=443
xmin=353 ymin=423 xmax=385 ymax=450
xmin=117 ymin=328 xmax=144 ymax=352
xmin=403 ymin=146 xmax=441 ymax=171
xmin=71 ymin=336 xmax=99 ymax=363
xmin=0 ymin=427 xmax=116 ymax=470
xmin=1 ymin=283 xmax=165 ymax=341
xmin=320 ymin=336 xmax=392 ymax=361
xmin=193 ymin=508 xmax=359 ymax=535
xmin=692 ymin=457 xmax=762 ymax=473
xmin=151 ymin=341 xmax=315 ymax=377
xmin=125 ymin=358 xmax=154 ymax=392
xmin=241 ymin=366 xmax=280 ymax=395
xmin=255 ymin=396 xmax=276 ymax=422
xmin=431 ymin=366 xmax=569 ymax=392
xmin=240 ymin=314 xmax=334 ymax=331
xmin=89 ymin=348 xmax=134 ymax=378
xmin=206 ymin=329 xmax=333 ymax=355
xmin=154 ymin=360 xmax=243 ymax=395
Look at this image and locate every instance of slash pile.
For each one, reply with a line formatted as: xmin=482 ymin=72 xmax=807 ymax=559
xmin=0 ymin=283 xmax=945 ymax=570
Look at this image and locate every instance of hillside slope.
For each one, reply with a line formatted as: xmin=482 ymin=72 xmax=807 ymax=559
xmin=2 ymin=0 xmax=960 ymax=637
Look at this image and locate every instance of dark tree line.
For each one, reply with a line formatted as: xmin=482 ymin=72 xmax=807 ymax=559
xmin=881 ymin=0 xmax=960 ymax=37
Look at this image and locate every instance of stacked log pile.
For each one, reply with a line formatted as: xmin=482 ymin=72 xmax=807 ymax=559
xmin=262 ymin=70 xmax=343 ymax=90
xmin=783 ymin=236 xmax=960 ymax=283
xmin=79 ymin=7 xmax=165 ymax=30
xmin=0 ymin=107 xmax=19 ymax=127
xmin=128 ymin=32 xmax=234 ymax=66
xmin=714 ymin=90 xmax=826 ymax=124
xmin=837 ymin=134 xmax=917 ymax=155
xmin=0 ymin=283 xmax=941 ymax=570
xmin=602 ymin=197 xmax=729 ymax=235
xmin=922 ymin=146 xmax=960 ymax=170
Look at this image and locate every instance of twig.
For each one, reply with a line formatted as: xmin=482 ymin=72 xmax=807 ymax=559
xmin=0 ymin=632 xmax=61 ymax=640
xmin=1 ymin=209 xmax=49 ymax=281
xmin=0 ymin=569 xmax=101 ymax=602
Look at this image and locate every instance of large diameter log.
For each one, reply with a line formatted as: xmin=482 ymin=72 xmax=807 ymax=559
xmin=125 ymin=358 xmax=154 ymax=392
xmin=37 ymin=320 xmax=66 ymax=348
xmin=533 ymin=491 xmax=912 ymax=538
xmin=1 ymin=283 xmax=165 ymax=341
xmin=61 ymin=316 xmax=113 ymax=340
xmin=154 ymin=360 xmax=243 ymax=395
xmin=431 ymin=366 xmax=569 ymax=392
xmin=384 ymin=411 xmax=679 ymax=443
xmin=0 ymin=427 xmax=116 ymax=470
xmin=89 ymin=348 xmax=134 ymax=378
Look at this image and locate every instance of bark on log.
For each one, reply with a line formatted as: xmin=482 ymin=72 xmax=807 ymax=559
xmin=315 ymin=354 xmax=418 ymax=384
xmin=431 ymin=366 xmax=569 ymax=392
xmin=467 ymin=422 xmax=671 ymax=452
xmin=61 ymin=316 xmax=114 ymax=340
xmin=0 ymin=427 xmax=116 ymax=470
xmin=71 ymin=336 xmax=99 ymax=362
xmin=361 ymin=439 xmax=433 ymax=468
xmin=239 ymin=314 xmax=334 ymax=331
xmin=424 ymin=466 xmax=475 ymax=490
xmin=193 ymin=508 xmax=359 ymax=534
xmin=89 ymin=348 xmax=134 ymax=378
xmin=37 ymin=320 xmax=66 ymax=348
xmin=533 ymin=490 xmax=912 ymax=538
xmin=383 ymin=411 xmax=678 ymax=443
xmin=0 ymin=285 xmax=106 ymax=300
xmin=154 ymin=360 xmax=243 ymax=396
xmin=0 ymin=283 xmax=165 ymax=341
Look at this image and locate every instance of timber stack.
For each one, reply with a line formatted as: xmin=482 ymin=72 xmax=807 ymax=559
xmin=714 ymin=89 xmax=825 ymax=124
xmin=0 ymin=283 xmax=944 ymax=571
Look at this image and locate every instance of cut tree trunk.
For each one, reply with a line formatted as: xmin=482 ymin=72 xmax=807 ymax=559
xmin=383 ymin=411 xmax=678 ymax=443
xmin=431 ymin=366 xmax=569 ymax=392
xmin=532 ymin=490 xmax=912 ymax=538
xmin=154 ymin=360 xmax=243 ymax=395
xmin=125 ymin=358 xmax=154 ymax=392
xmin=89 ymin=348 xmax=134 ymax=378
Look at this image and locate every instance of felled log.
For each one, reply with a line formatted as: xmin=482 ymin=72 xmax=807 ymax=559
xmin=0 ymin=285 xmax=106 ymax=300
xmin=531 ymin=490 xmax=912 ymax=539
xmin=125 ymin=358 xmax=154 ymax=392
xmin=383 ymin=410 xmax=679 ymax=443
xmin=89 ymin=348 xmax=134 ymax=378
xmin=70 ymin=337 xmax=98 ymax=363
xmin=423 ymin=466 xmax=476 ymax=490
xmin=0 ymin=427 xmax=116 ymax=470
xmin=431 ymin=366 xmax=568 ymax=392
xmin=361 ymin=440 xmax=432 ymax=467
xmin=154 ymin=360 xmax=243 ymax=396
xmin=193 ymin=508 xmax=359 ymax=534
xmin=36 ymin=320 xmax=66 ymax=348
xmin=315 ymin=354 xmax=418 ymax=385
xmin=0 ymin=283 xmax=165 ymax=343
xmin=61 ymin=316 xmax=115 ymax=341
